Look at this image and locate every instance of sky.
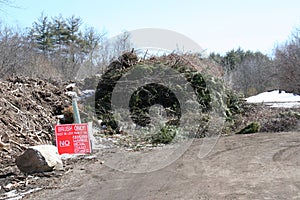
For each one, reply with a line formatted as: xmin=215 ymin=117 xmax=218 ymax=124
xmin=0 ymin=0 xmax=300 ymax=55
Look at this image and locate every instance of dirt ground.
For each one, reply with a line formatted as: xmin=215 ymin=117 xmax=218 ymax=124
xmin=23 ymin=132 xmax=300 ymax=200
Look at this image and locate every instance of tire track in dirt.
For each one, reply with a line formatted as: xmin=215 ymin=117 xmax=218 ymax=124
xmin=272 ymin=144 xmax=300 ymax=161
xmin=24 ymin=132 xmax=300 ymax=200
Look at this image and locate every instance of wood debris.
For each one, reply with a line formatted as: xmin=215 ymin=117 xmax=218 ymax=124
xmin=0 ymin=76 xmax=71 ymax=188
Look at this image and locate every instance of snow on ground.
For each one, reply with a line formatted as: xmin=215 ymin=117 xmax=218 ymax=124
xmin=246 ymin=90 xmax=300 ymax=108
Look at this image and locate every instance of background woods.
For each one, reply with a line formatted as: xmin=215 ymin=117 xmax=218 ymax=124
xmin=0 ymin=13 xmax=300 ymax=97
xmin=209 ymin=27 xmax=300 ymax=97
xmin=0 ymin=14 xmax=132 ymax=80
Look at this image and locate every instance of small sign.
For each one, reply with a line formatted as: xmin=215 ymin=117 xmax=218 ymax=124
xmin=55 ymin=123 xmax=92 ymax=155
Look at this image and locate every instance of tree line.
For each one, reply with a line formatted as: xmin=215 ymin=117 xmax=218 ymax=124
xmin=209 ymin=48 xmax=275 ymax=96
xmin=210 ymin=26 xmax=300 ymax=96
xmin=0 ymin=14 xmax=131 ymax=80
xmin=0 ymin=13 xmax=300 ymax=97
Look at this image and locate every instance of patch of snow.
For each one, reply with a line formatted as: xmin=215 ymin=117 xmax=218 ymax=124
xmin=4 ymin=188 xmax=42 ymax=200
xmin=78 ymin=89 xmax=95 ymax=100
xmin=56 ymin=114 xmax=64 ymax=119
xmin=66 ymin=83 xmax=76 ymax=89
xmin=246 ymin=90 xmax=300 ymax=108
xmin=82 ymin=90 xmax=95 ymax=95
xmin=267 ymin=102 xmax=300 ymax=108
xmin=60 ymin=154 xmax=81 ymax=160
xmin=65 ymin=91 xmax=77 ymax=97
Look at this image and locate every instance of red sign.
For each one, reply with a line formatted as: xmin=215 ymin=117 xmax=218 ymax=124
xmin=55 ymin=123 xmax=91 ymax=155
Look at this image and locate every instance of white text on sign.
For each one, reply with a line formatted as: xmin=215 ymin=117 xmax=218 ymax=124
xmin=60 ymin=140 xmax=71 ymax=147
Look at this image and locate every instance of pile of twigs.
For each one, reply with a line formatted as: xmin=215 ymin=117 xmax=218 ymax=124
xmin=0 ymin=76 xmax=71 ymax=179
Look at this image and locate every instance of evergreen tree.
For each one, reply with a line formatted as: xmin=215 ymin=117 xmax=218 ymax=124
xmin=52 ymin=15 xmax=68 ymax=50
xmin=28 ymin=14 xmax=101 ymax=78
xmin=29 ymin=14 xmax=54 ymax=55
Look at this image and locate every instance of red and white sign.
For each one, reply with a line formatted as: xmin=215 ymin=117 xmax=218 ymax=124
xmin=55 ymin=123 xmax=92 ymax=155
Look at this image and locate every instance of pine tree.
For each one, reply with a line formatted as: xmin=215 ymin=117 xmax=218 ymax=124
xmin=29 ymin=14 xmax=54 ymax=55
xmin=52 ymin=15 xmax=68 ymax=51
xmin=28 ymin=13 xmax=104 ymax=79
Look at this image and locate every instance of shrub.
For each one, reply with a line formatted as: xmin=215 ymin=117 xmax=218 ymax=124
xmin=235 ymin=122 xmax=260 ymax=134
xmin=151 ymin=125 xmax=178 ymax=144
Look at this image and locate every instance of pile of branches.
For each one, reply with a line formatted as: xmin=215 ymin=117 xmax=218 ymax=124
xmin=95 ymin=52 xmax=243 ymax=140
xmin=0 ymin=76 xmax=71 ymax=179
xmin=233 ymin=103 xmax=300 ymax=133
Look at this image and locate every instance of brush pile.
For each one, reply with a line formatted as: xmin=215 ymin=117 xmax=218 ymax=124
xmin=95 ymin=52 xmax=244 ymax=141
xmin=0 ymin=76 xmax=71 ymax=179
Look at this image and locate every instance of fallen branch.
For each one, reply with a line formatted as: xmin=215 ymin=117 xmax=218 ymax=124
xmin=9 ymin=139 xmax=28 ymax=150
xmin=1 ymin=97 xmax=23 ymax=114
xmin=0 ymin=135 xmax=10 ymax=151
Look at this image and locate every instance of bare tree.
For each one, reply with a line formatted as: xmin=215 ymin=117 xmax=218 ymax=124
xmin=230 ymin=52 xmax=274 ymax=96
xmin=0 ymin=13 xmax=134 ymax=80
xmin=0 ymin=23 xmax=62 ymax=79
xmin=0 ymin=26 xmax=29 ymax=78
xmin=113 ymin=31 xmax=132 ymax=56
xmin=274 ymin=28 xmax=300 ymax=93
xmin=212 ymin=49 xmax=275 ymax=97
xmin=95 ymin=31 xmax=133 ymax=75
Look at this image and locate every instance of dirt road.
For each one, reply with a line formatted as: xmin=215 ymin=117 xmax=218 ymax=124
xmin=25 ymin=132 xmax=300 ymax=200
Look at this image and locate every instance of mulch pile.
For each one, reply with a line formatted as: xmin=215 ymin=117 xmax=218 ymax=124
xmin=0 ymin=76 xmax=71 ymax=189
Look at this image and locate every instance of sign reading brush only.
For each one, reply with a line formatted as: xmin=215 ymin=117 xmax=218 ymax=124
xmin=55 ymin=123 xmax=91 ymax=155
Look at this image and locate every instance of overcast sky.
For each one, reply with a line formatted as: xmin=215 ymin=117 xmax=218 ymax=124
xmin=1 ymin=0 xmax=300 ymax=55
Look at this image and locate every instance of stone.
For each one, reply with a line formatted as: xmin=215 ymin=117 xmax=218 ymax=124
xmin=16 ymin=145 xmax=63 ymax=174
